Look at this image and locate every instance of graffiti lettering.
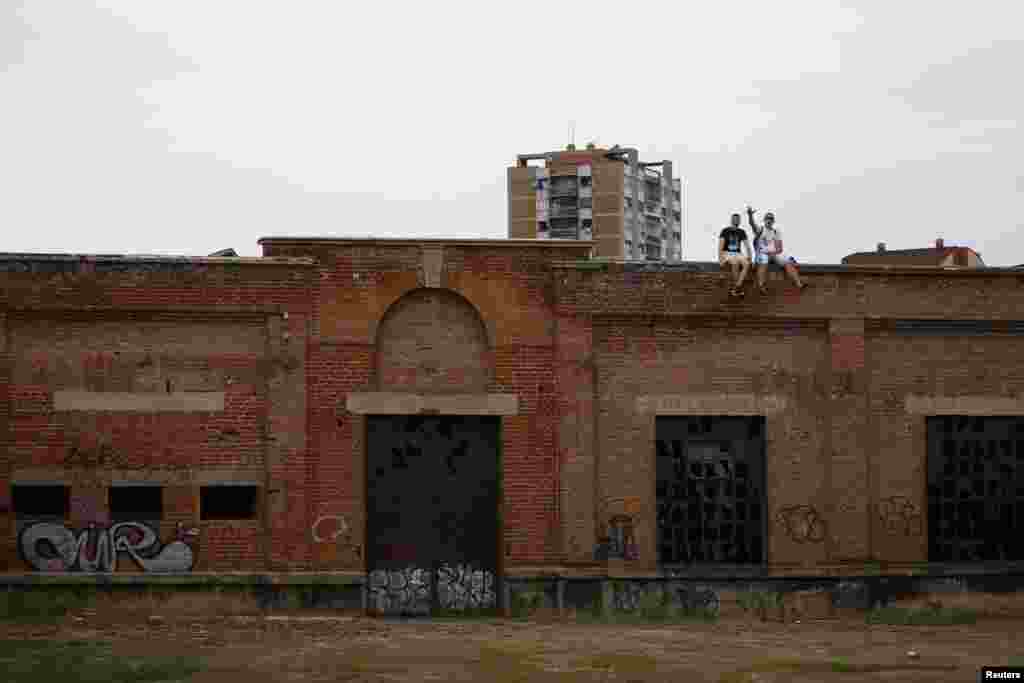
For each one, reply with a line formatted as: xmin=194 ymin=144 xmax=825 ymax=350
xmin=877 ymin=496 xmax=923 ymax=537
xmin=368 ymin=564 xmax=496 ymax=614
xmin=311 ymin=514 xmax=349 ymax=543
xmin=594 ymin=514 xmax=639 ymax=561
xmin=775 ymin=505 xmax=827 ymax=544
xmin=19 ymin=521 xmax=199 ymax=573
xmin=310 ymin=514 xmax=361 ymax=559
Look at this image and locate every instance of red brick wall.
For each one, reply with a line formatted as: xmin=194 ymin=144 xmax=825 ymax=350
xmin=0 ymin=259 xmax=312 ymax=573
xmin=4 ymin=247 xmax=1024 ymax=577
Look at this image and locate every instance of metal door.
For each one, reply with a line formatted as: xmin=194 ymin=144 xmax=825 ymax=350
xmin=927 ymin=416 xmax=1024 ymax=562
xmin=656 ymin=416 xmax=767 ymax=565
xmin=366 ymin=415 xmax=500 ymax=615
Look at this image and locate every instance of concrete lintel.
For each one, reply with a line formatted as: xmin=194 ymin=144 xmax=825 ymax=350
xmin=346 ymin=392 xmax=519 ymax=416
xmin=54 ymin=391 xmax=225 ymax=412
xmin=636 ymin=394 xmax=787 ymax=416
xmin=905 ymin=394 xmax=1024 ymax=415
xmin=829 ymin=318 xmax=865 ymax=336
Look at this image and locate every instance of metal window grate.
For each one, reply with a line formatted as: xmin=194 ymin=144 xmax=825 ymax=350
xmin=656 ymin=416 xmax=766 ymax=565
xmin=927 ymin=416 xmax=1024 ymax=561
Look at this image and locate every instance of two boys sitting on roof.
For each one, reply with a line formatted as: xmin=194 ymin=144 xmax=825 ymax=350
xmin=718 ymin=206 xmax=808 ymax=297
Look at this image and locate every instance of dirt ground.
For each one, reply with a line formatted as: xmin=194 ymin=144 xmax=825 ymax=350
xmin=3 ymin=610 xmax=1021 ymax=682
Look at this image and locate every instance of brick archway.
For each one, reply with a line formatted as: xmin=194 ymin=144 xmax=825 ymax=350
xmin=374 ymin=288 xmax=492 ymax=394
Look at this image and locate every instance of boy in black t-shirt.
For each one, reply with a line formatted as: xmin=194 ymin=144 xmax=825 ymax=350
xmin=718 ymin=213 xmax=751 ymax=297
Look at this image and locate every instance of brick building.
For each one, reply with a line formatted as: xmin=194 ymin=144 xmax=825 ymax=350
xmin=2 ymin=240 xmax=1023 ymax=614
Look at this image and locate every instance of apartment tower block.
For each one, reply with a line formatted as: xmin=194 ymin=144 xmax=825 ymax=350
xmin=507 ymin=144 xmax=683 ymax=261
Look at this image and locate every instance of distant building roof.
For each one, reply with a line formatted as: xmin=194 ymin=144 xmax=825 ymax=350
xmin=842 ymin=239 xmax=983 ymax=267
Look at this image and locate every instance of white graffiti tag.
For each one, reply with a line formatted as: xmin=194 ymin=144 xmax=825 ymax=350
xmin=19 ymin=521 xmax=199 ymax=573
xmin=311 ymin=515 xmax=349 ymax=543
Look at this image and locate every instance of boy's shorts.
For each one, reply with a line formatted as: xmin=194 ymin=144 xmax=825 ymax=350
xmin=755 ymin=252 xmax=796 ymax=266
xmin=719 ymin=253 xmax=749 ymax=266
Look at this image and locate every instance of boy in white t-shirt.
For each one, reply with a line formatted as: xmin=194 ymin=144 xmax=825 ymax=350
xmin=746 ymin=206 xmax=808 ymax=295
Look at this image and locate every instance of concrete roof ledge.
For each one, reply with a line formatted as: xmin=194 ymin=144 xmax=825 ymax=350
xmin=551 ymin=259 xmax=1024 ymax=275
xmin=0 ymin=253 xmax=315 ymax=265
xmin=257 ymin=236 xmax=595 ymax=250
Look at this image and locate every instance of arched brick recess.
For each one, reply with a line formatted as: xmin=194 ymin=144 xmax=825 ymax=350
xmin=375 ymin=288 xmax=492 ymax=394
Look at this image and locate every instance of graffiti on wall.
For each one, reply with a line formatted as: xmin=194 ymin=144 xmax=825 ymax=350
xmin=877 ymin=496 xmax=923 ymax=537
xmin=775 ymin=505 xmax=827 ymax=544
xmin=610 ymin=582 xmax=721 ymax=616
xmin=594 ymin=514 xmax=639 ymax=561
xmin=19 ymin=521 xmax=199 ymax=573
xmin=310 ymin=514 xmax=361 ymax=559
xmin=367 ymin=564 xmax=496 ymax=614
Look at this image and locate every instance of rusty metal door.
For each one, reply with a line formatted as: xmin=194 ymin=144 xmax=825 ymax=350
xmin=656 ymin=416 xmax=767 ymax=566
xmin=927 ymin=416 xmax=1024 ymax=562
xmin=366 ymin=415 xmax=500 ymax=615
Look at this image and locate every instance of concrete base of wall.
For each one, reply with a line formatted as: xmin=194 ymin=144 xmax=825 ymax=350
xmin=4 ymin=571 xmax=1024 ymax=620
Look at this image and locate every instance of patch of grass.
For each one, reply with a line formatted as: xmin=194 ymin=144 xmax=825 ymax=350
xmin=0 ymin=639 xmax=203 ymax=683
xmin=737 ymin=590 xmax=782 ymax=620
xmin=478 ymin=641 xmax=545 ymax=683
xmin=572 ymin=652 xmax=658 ymax=676
xmin=572 ymin=603 xmax=718 ymax=625
xmin=831 ymin=656 xmax=853 ymax=672
xmin=433 ymin=606 xmax=502 ymax=619
xmin=720 ymin=657 xmax=853 ymax=682
xmin=0 ymin=589 xmax=92 ymax=624
xmin=509 ymin=589 xmax=545 ymax=619
xmin=866 ymin=605 xmax=977 ymax=625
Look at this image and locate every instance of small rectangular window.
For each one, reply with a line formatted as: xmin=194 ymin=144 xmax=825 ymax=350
xmin=580 ymin=176 xmax=592 ymax=187
xmin=579 ymin=197 xmax=592 ymax=209
xmin=109 ymin=485 xmax=162 ymax=522
xmin=200 ymin=485 xmax=259 ymax=520
xmin=12 ymin=485 xmax=69 ymax=517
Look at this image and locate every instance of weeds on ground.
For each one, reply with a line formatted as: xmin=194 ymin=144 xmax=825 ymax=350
xmin=865 ymin=605 xmax=977 ymax=625
xmin=0 ymin=589 xmax=92 ymax=624
xmin=572 ymin=591 xmax=719 ymax=625
xmin=478 ymin=641 xmax=546 ymax=683
xmin=433 ymin=606 xmax=503 ymax=619
xmin=831 ymin=656 xmax=853 ymax=672
xmin=0 ymin=639 xmax=203 ymax=683
xmin=508 ymin=590 xmax=546 ymax=619
xmin=737 ymin=590 xmax=782 ymax=620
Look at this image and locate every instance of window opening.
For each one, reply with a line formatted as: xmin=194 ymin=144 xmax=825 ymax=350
xmin=12 ymin=485 xmax=69 ymax=517
xmin=109 ymin=486 xmax=163 ymax=522
xmin=200 ymin=485 xmax=259 ymax=520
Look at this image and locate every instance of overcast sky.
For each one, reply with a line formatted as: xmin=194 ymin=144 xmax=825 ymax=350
xmin=2 ymin=2 xmax=1021 ymax=264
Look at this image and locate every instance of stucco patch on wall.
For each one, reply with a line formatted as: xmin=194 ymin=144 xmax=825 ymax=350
xmin=53 ymin=390 xmax=226 ymax=412
xmin=635 ymin=393 xmax=787 ymax=415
